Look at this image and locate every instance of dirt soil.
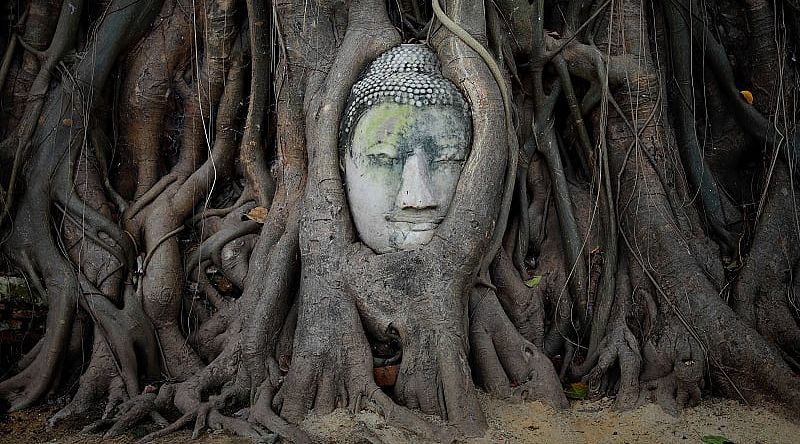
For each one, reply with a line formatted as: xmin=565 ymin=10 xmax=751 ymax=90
xmin=0 ymin=393 xmax=796 ymax=443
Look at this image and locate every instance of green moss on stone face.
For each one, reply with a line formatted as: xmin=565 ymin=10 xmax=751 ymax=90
xmin=355 ymin=103 xmax=414 ymax=152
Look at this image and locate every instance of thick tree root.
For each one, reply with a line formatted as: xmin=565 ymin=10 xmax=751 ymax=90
xmin=492 ymin=250 xmax=546 ymax=347
xmin=48 ymin=338 xmax=125 ymax=428
xmin=637 ymin=322 xmax=706 ymax=415
xmin=470 ymin=287 xmax=568 ymax=408
xmin=582 ymin=321 xmax=642 ymax=410
xmin=4 ymin=1 xmax=800 ymax=442
xmin=392 ymin=323 xmax=486 ymax=437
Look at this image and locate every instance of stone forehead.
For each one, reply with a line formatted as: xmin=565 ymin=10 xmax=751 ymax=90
xmin=341 ymin=44 xmax=470 ymax=136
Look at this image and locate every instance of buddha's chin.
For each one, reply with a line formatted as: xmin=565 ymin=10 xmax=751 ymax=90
xmin=391 ymin=228 xmax=436 ymax=251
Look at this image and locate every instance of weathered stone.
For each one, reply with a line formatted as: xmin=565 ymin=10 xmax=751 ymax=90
xmin=340 ymin=44 xmax=472 ymax=254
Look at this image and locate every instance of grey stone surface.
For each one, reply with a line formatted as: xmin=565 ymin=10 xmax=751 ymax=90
xmin=340 ymin=45 xmax=472 ymax=253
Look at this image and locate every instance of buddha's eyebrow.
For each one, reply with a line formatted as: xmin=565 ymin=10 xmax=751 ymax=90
xmin=373 ymin=128 xmax=394 ymax=141
xmin=370 ymin=127 xmax=397 ymax=143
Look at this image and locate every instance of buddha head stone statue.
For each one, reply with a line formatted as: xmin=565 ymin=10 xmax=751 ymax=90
xmin=340 ymin=44 xmax=472 ymax=254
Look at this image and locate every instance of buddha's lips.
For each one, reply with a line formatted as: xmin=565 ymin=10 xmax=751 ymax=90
xmin=385 ymin=214 xmax=444 ymax=231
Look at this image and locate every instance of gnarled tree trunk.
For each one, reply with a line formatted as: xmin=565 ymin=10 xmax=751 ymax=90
xmin=0 ymin=0 xmax=798 ymax=441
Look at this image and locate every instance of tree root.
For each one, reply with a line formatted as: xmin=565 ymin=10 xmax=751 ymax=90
xmin=248 ymin=381 xmax=310 ymax=444
xmin=48 ymin=337 xmax=124 ymax=428
xmin=89 ymin=340 xmax=292 ymax=443
xmin=392 ymin=324 xmax=486 ymax=437
xmin=470 ymin=287 xmax=568 ymax=408
xmin=582 ymin=320 xmax=642 ymax=410
xmin=638 ymin=322 xmax=706 ymax=415
xmin=491 ymin=249 xmax=545 ymax=347
xmin=4 ymin=1 xmax=800 ymax=443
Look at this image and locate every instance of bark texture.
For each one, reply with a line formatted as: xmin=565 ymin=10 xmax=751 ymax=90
xmin=0 ymin=0 xmax=798 ymax=441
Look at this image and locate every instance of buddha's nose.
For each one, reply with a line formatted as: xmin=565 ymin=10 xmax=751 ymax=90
xmin=396 ymin=152 xmax=437 ymax=210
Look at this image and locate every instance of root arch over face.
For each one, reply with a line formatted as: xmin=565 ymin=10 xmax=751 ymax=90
xmin=1 ymin=0 xmax=800 ymax=441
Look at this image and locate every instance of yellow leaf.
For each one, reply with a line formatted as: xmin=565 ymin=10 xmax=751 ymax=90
xmin=524 ymin=276 xmax=543 ymax=288
xmin=215 ymin=276 xmax=234 ymax=292
xmin=740 ymin=90 xmax=754 ymax=105
xmin=245 ymin=206 xmax=269 ymax=224
xmin=565 ymin=382 xmax=589 ymax=399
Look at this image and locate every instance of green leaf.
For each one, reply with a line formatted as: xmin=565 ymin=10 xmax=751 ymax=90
xmin=724 ymin=259 xmax=740 ymax=271
xmin=702 ymin=436 xmax=733 ymax=444
xmin=524 ymin=276 xmax=543 ymax=288
xmin=565 ymin=382 xmax=588 ymax=399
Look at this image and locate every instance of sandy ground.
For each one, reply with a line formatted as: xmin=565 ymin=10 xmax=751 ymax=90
xmin=0 ymin=393 xmax=796 ymax=443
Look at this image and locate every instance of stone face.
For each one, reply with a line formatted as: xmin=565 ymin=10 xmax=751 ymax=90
xmin=340 ymin=44 xmax=472 ymax=254
xmin=344 ymin=102 xmax=470 ymax=253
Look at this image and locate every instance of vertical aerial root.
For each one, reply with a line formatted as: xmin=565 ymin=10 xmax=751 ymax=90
xmin=470 ymin=287 xmax=568 ymax=408
xmin=491 ymin=249 xmax=546 ymax=346
xmin=536 ymin=125 xmax=591 ymax=330
xmin=391 ymin=319 xmax=487 ymax=437
xmin=581 ymin=320 xmax=642 ymax=410
xmin=48 ymin=336 xmax=121 ymax=427
xmin=240 ymin=216 xmax=299 ymax=390
xmin=638 ymin=324 xmax=706 ymax=415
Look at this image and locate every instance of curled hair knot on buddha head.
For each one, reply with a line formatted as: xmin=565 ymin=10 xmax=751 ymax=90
xmin=339 ymin=44 xmax=471 ymax=156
